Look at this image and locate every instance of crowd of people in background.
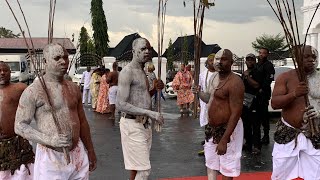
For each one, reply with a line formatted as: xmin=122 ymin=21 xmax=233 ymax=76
xmin=80 ymin=62 xmax=121 ymax=119
xmin=79 ymin=61 xmax=163 ymax=117
xmin=241 ymin=48 xmax=275 ymax=155
xmin=89 ymin=45 xmax=319 ymax=180
xmin=172 ymin=48 xmax=275 ymax=157
xmin=1 ymin=39 xmax=319 ymax=180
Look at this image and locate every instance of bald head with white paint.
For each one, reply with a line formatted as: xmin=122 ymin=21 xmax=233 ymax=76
xmin=214 ymin=49 xmax=234 ymax=74
xmin=301 ymin=45 xmax=319 ymax=75
xmin=132 ymin=38 xmax=152 ymax=64
xmin=43 ymin=43 xmax=69 ymax=80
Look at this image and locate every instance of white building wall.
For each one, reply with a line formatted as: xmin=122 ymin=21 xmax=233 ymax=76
xmin=103 ymin=56 xmax=116 ymax=70
xmin=152 ymin=57 xmax=167 ymax=82
xmin=302 ymin=0 xmax=320 ymax=67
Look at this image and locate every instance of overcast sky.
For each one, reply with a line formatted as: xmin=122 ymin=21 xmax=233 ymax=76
xmin=1 ymin=0 xmax=305 ymax=56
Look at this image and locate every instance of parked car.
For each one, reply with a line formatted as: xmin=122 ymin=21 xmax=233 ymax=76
xmin=164 ymin=81 xmax=177 ymax=98
xmin=268 ymin=66 xmax=295 ymax=112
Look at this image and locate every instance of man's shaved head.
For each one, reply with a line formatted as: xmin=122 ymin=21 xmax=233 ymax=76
xmin=43 ymin=43 xmax=67 ymax=62
xmin=214 ymin=49 xmax=234 ymax=74
xmin=132 ymin=38 xmax=149 ymax=50
xmin=299 ymin=45 xmax=319 ymax=74
xmin=301 ymin=45 xmax=318 ymax=59
xmin=215 ymin=49 xmax=233 ymax=62
xmin=223 ymin=49 xmax=233 ymax=61
xmin=0 ymin=61 xmax=11 ymax=85
xmin=0 ymin=61 xmax=10 ymax=69
xmin=132 ymin=37 xmax=152 ymax=63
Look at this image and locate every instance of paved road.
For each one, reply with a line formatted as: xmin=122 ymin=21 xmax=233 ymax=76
xmin=86 ymin=98 xmax=278 ymax=180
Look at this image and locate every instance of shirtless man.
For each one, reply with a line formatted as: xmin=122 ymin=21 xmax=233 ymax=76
xmin=0 ymin=62 xmax=34 ymax=179
xmin=116 ymin=38 xmax=164 ymax=180
xmin=271 ymin=45 xmax=320 ymax=180
xmin=15 ymin=43 xmax=97 ymax=179
xmin=107 ymin=62 xmax=119 ymax=121
xmin=197 ymin=49 xmax=244 ymax=179
xmin=196 ymin=53 xmax=218 ymax=155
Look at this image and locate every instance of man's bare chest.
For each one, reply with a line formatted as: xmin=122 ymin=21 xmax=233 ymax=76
xmin=213 ymin=86 xmax=229 ymax=101
xmin=0 ymin=90 xmax=20 ymax=106
xmin=131 ymin=71 xmax=149 ymax=90
xmin=36 ymin=86 xmax=78 ymax=111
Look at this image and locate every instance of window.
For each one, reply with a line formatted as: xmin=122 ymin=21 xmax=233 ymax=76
xmin=76 ymin=68 xmax=87 ymax=74
xmin=21 ymin=62 xmax=26 ymax=72
xmin=6 ymin=62 xmax=20 ymax=71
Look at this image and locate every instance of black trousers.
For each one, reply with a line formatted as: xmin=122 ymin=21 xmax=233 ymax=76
xmin=256 ymin=103 xmax=270 ymax=138
xmin=242 ymin=106 xmax=261 ymax=149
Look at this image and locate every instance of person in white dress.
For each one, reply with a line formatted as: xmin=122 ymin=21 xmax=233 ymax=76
xmin=81 ymin=67 xmax=92 ymax=105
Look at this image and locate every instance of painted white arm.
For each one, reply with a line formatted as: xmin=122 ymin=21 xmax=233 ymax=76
xmin=15 ymin=89 xmax=55 ymax=146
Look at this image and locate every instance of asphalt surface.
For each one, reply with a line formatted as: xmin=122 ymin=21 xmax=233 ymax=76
xmin=86 ymin=98 xmax=279 ymax=180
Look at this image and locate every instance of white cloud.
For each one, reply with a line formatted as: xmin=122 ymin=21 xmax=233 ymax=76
xmin=0 ymin=0 xmax=306 ymax=57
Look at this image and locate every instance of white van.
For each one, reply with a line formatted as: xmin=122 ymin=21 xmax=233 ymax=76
xmin=0 ymin=55 xmax=30 ymax=83
xmin=72 ymin=67 xmax=88 ymax=86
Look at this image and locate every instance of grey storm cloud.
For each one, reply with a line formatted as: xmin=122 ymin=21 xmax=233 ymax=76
xmin=23 ymin=0 xmax=89 ymax=10
xmin=121 ymin=0 xmax=303 ymax=23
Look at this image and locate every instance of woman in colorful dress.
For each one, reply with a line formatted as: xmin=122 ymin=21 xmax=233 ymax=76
xmin=96 ymin=69 xmax=111 ymax=114
xmin=172 ymin=63 xmax=194 ymax=114
xmin=90 ymin=68 xmax=102 ymax=109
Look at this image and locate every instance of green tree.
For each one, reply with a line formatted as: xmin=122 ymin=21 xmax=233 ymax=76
xmin=91 ymin=0 xmax=109 ymax=57
xmin=78 ymin=26 xmax=96 ymax=66
xmin=252 ymin=33 xmax=288 ymax=52
xmin=166 ymin=38 xmax=174 ymax=71
xmin=78 ymin=26 xmax=91 ymax=54
xmin=87 ymin=39 xmax=95 ymax=53
xmin=0 ymin=27 xmax=20 ymax=38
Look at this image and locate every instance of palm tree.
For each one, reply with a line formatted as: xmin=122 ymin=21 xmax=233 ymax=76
xmin=0 ymin=27 xmax=20 ymax=38
xmin=252 ymin=33 xmax=288 ymax=52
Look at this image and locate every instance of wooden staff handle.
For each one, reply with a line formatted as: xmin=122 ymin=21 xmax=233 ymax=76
xmin=303 ymin=95 xmax=318 ymax=137
xmin=63 ymin=148 xmax=70 ymax=164
xmin=156 ymin=0 xmax=163 ymax=133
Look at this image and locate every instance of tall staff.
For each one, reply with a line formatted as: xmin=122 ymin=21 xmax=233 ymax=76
xmin=5 ymin=0 xmax=70 ymax=164
xmin=191 ymin=0 xmax=215 ymax=118
xmin=266 ymin=0 xmax=320 ymax=136
xmin=156 ymin=0 xmax=168 ymax=132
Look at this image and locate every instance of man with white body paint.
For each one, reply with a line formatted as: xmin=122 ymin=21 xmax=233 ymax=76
xmin=271 ymin=45 xmax=320 ymax=180
xmin=116 ymin=38 xmax=164 ymax=180
xmin=0 ymin=61 xmax=34 ymax=180
xmin=15 ymin=43 xmax=97 ymax=179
